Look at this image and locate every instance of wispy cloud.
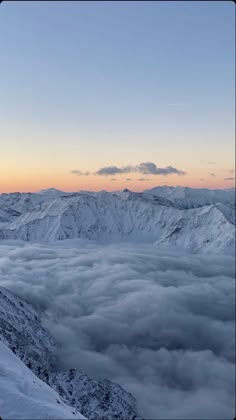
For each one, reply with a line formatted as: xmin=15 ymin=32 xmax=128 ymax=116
xmin=209 ymin=173 xmax=216 ymax=177
xmin=200 ymin=178 xmax=205 ymax=181
xmin=138 ymin=178 xmax=150 ymax=182
xmin=208 ymin=161 xmax=216 ymax=165
xmin=229 ymin=169 xmax=235 ymax=174
xmin=224 ymin=177 xmax=235 ymax=181
xmin=70 ymin=170 xmax=90 ymax=176
xmin=167 ymin=101 xmax=189 ymax=107
xmin=110 ymin=178 xmax=117 ymax=181
xmin=125 ymin=178 xmax=132 ymax=181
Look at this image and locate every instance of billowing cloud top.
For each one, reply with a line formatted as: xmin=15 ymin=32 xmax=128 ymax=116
xmin=0 ymin=240 xmax=235 ymax=419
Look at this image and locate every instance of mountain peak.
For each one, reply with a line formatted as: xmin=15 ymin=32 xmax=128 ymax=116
xmin=37 ymin=188 xmax=66 ymax=195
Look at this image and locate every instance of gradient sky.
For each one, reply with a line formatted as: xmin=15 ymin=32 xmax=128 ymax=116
xmin=0 ymin=1 xmax=235 ymax=192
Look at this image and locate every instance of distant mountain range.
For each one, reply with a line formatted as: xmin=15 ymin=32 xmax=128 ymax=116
xmin=0 ymin=186 xmax=235 ymax=253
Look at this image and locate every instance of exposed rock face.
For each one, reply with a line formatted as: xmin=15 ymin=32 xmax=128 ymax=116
xmin=0 ymin=286 xmax=138 ymax=419
xmin=48 ymin=370 xmax=137 ymax=419
xmin=0 ymin=286 xmax=55 ymax=375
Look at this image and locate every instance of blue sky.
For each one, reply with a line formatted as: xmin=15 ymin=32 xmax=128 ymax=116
xmin=0 ymin=1 xmax=235 ymax=192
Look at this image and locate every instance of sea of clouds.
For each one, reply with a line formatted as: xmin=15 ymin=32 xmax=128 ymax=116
xmin=0 ymin=239 xmax=235 ymax=419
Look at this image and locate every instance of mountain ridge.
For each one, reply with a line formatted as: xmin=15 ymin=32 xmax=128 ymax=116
xmin=0 ymin=187 xmax=234 ymax=253
xmin=0 ymin=285 xmax=138 ymax=419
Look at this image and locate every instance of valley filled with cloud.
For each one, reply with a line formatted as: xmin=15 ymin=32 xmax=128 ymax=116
xmin=0 ymin=239 xmax=234 ymax=419
xmin=0 ymin=0 xmax=234 ymax=418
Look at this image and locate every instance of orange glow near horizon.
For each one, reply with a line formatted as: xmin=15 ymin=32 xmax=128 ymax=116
xmin=0 ymin=1 xmax=234 ymax=196
xmin=1 ymin=171 xmax=235 ymax=193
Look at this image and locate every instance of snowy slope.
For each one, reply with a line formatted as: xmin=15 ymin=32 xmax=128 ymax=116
xmin=0 ymin=286 xmax=56 ymax=378
xmin=143 ymin=186 xmax=235 ymax=208
xmin=0 ymin=286 xmax=138 ymax=420
xmin=0 ymin=187 xmax=235 ymax=253
xmin=37 ymin=188 xmax=68 ymax=196
xmin=154 ymin=203 xmax=235 ymax=253
xmin=0 ymin=192 xmax=46 ymax=225
xmin=0 ymin=341 xmax=85 ymax=420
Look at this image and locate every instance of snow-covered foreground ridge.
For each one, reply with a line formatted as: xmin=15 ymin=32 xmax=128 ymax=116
xmin=0 ymin=286 xmax=138 ymax=419
xmin=0 ymin=186 xmax=235 ymax=253
xmin=0 ymin=341 xmax=86 ymax=420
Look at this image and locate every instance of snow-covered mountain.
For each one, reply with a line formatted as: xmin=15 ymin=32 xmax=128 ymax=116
xmin=37 ymin=188 xmax=73 ymax=197
xmin=143 ymin=186 xmax=235 ymax=209
xmin=0 ymin=286 xmax=138 ymax=419
xmin=0 ymin=341 xmax=85 ymax=420
xmin=0 ymin=187 xmax=235 ymax=253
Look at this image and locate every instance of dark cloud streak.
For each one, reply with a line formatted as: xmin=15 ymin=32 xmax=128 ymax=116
xmin=94 ymin=162 xmax=186 ymax=177
xmin=70 ymin=170 xmax=90 ymax=176
xmin=70 ymin=163 xmax=186 ymax=177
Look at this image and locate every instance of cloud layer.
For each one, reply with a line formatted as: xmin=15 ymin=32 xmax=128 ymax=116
xmin=0 ymin=240 xmax=235 ymax=419
xmin=70 ymin=162 xmax=186 ymax=177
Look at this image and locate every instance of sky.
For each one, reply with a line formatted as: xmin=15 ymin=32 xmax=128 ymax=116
xmin=0 ymin=1 xmax=235 ymax=193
